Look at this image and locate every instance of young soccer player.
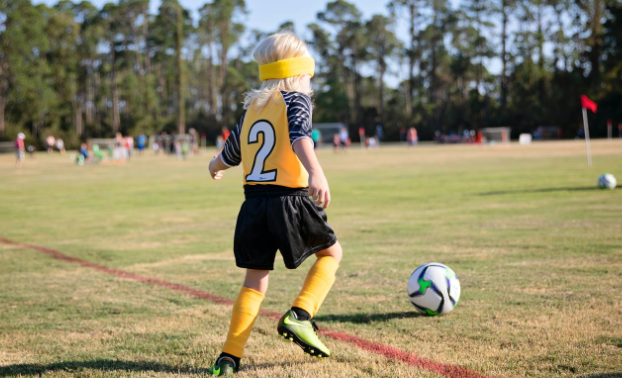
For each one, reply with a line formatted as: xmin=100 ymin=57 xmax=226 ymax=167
xmin=206 ymin=32 xmax=342 ymax=376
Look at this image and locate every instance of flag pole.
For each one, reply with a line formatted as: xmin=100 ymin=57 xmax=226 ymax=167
xmin=582 ymin=107 xmax=592 ymax=167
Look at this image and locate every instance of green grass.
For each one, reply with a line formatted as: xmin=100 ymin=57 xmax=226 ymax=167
xmin=1 ymin=141 xmax=621 ymax=377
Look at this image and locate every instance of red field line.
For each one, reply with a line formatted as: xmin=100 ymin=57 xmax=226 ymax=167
xmin=0 ymin=237 xmax=495 ymax=378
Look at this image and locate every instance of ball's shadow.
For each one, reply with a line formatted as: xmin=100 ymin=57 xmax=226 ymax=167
xmin=314 ymin=311 xmax=424 ymax=324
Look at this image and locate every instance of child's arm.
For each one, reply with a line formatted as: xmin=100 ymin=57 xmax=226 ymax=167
xmin=293 ymin=138 xmax=331 ymax=209
xmin=210 ymin=114 xmax=245 ymax=180
xmin=209 ymin=154 xmax=230 ymax=180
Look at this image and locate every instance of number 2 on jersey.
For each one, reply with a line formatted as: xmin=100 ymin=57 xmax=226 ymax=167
xmin=246 ymin=120 xmax=277 ymax=182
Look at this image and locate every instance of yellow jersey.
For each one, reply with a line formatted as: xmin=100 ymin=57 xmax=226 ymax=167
xmin=221 ymin=91 xmax=312 ymax=189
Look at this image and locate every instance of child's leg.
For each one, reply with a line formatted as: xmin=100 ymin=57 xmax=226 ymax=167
xmin=291 ymin=241 xmax=342 ymax=320
xmin=275 ymin=243 xmax=340 ymax=358
xmin=219 ymin=269 xmax=268 ymax=367
xmin=242 ymin=269 xmax=269 ymax=294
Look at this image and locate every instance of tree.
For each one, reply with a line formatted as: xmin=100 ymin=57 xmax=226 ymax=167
xmin=387 ymin=0 xmax=427 ymax=118
xmin=584 ymin=0 xmax=604 ymax=86
xmin=490 ymin=0 xmax=518 ymax=113
xmin=210 ymin=0 xmax=246 ymax=125
xmin=97 ymin=3 xmax=123 ymax=134
xmin=448 ymin=11 xmax=478 ymax=128
xmin=0 ymin=0 xmax=49 ymax=138
xmin=317 ymin=0 xmax=364 ymax=126
xmin=159 ymin=0 xmax=187 ymax=135
xmin=199 ymin=3 xmax=218 ymax=116
xmin=421 ymin=0 xmax=453 ymax=131
xmin=48 ymin=1 xmax=81 ymax=137
xmin=366 ymin=15 xmax=400 ymax=123
xmin=461 ymin=0 xmax=494 ymax=102
xmin=307 ymin=21 xmax=351 ymax=125
xmin=72 ymin=1 xmax=102 ymax=134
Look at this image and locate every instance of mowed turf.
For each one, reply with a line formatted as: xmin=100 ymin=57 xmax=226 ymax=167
xmin=1 ymin=141 xmax=621 ymax=378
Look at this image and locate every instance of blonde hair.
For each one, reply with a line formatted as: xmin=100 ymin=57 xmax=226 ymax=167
xmin=243 ymin=32 xmax=313 ymax=110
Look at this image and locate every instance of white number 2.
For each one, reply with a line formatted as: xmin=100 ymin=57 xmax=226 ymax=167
xmin=246 ymin=121 xmax=277 ymax=182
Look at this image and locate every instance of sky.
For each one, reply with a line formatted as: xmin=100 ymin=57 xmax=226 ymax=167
xmin=35 ymin=0 xmax=412 ymax=29
xmin=244 ymin=0 xmax=390 ymax=34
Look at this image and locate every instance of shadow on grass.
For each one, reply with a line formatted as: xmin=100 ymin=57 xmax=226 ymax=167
xmin=314 ymin=311 xmax=424 ymax=324
xmin=475 ymin=186 xmax=598 ymax=196
xmin=575 ymin=374 xmax=622 ymax=378
xmin=0 ymin=359 xmax=210 ymax=376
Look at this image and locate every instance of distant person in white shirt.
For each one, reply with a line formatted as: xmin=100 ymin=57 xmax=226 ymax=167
xmin=55 ymin=138 xmax=65 ymax=154
xmin=339 ymin=127 xmax=349 ymax=150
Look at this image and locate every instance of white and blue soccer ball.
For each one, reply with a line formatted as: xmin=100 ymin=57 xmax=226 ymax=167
xmin=598 ymin=174 xmax=617 ymax=190
xmin=408 ymin=263 xmax=460 ymax=316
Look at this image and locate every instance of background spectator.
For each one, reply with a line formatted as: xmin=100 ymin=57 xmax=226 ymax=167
xmin=407 ymin=127 xmax=418 ymax=146
xmin=339 ymin=127 xmax=349 ymax=150
xmin=137 ymin=133 xmax=147 ymax=155
xmin=15 ymin=133 xmax=26 ymax=169
xmin=222 ymin=126 xmax=231 ymax=142
xmin=55 ymin=138 xmax=65 ymax=154
xmin=311 ymin=128 xmax=322 ymax=149
xmin=376 ymin=124 xmax=383 ymax=144
xmin=46 ymin=135 xmax=56 ymax=153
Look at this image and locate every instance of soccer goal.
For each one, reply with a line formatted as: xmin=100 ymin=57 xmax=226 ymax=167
xmin=86 ymin=138 xmax=124 ymax=161
xmin=480 ymin=127 xmax=511 ymax=144
xmin=88 ymin=138 xmax=118 ymax=150
xmin=148 ymin=134 xmax=193 ymax=153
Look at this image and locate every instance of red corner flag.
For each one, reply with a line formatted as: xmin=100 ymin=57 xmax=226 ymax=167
xmin=581 ymin=95 xmax=597 ymax=113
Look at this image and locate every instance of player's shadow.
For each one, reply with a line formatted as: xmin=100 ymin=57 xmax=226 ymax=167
xmin=576 ymin=374 xmax=622 ymax=378
xmin=314 ymin=311 xmax=424 ymax=324
xmin=475 ymin=186 xmax=597 ymax=196
xmin=0 ymin=359 xmax=210 ymax=376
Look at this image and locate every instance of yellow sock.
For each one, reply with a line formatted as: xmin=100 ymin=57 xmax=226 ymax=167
xmin=292 ymin=255 xmax=340 ymax=318
xmin=222 ymin=286 xmax=265 ymax=358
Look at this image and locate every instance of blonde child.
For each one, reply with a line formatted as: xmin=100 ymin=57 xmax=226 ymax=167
xmin=207 ymin=32 xmax=342 ymax=376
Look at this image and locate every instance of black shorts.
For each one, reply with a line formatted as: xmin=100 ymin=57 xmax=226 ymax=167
xmin=234 ymin=185 xmax=337 ymax=270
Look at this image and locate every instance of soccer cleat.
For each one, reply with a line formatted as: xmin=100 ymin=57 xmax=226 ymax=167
xmin=277 ymin=309 xmax=330 ymax=358
xmin=206 ymin=359 xmax=237 ymax=376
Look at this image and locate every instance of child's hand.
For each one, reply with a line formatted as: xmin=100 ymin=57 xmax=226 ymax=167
xmin=308 ymin=171 xmax=331 ymax=209
xmin=292 ymin=138 xmax=331 ymax=209
xmin=209 ymin=155 xmax=225 ymax=180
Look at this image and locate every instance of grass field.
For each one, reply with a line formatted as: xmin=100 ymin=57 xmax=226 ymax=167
xmin=1 ymin=141 xmax=621 ymax=378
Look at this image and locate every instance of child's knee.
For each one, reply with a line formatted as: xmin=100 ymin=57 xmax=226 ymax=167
xmin=317 ymin=242 xmax=342 ymax=264
xmin=243 ymin=269 xmax=270 ymax=294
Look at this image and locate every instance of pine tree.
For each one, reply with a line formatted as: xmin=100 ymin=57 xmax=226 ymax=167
xmin=0 ymin=0 xmax=49 ymax=138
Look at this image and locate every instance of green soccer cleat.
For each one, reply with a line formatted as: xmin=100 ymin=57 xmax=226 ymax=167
xmin=206 ymin=359 xmax=237 ymax=376
xmin=277 ymin=309 xmax=330 ymax=358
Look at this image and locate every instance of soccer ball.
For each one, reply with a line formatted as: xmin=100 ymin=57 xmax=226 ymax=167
xmin=598 ymin=174 xmax=617 ymax=190
xmin=408 ymin=263 xmax=460 ymax=316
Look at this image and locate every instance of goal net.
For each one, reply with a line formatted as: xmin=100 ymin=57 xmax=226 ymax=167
xmin=88 ymin=138 xmax=118 ymax=150
xmin=480 ymin=127 xmax=511 ymax=144
xmin=148 ymin=134 xmax=192 ymax=151
xmin=86 ymin=138 xmax=125 ymax=161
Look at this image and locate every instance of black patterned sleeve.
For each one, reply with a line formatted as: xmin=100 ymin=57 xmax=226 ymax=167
xmin=282 ymin=91 xmax=313 ymax=148
xmin=221 ymin=112 xmax=245 ymax=167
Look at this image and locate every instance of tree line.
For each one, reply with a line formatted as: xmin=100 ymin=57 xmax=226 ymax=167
xmin=1 ymin=0 xmax=621 ymax=147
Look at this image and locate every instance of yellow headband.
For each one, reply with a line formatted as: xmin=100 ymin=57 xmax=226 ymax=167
xmin=258 ymin=57 xmax=315 ymax=81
